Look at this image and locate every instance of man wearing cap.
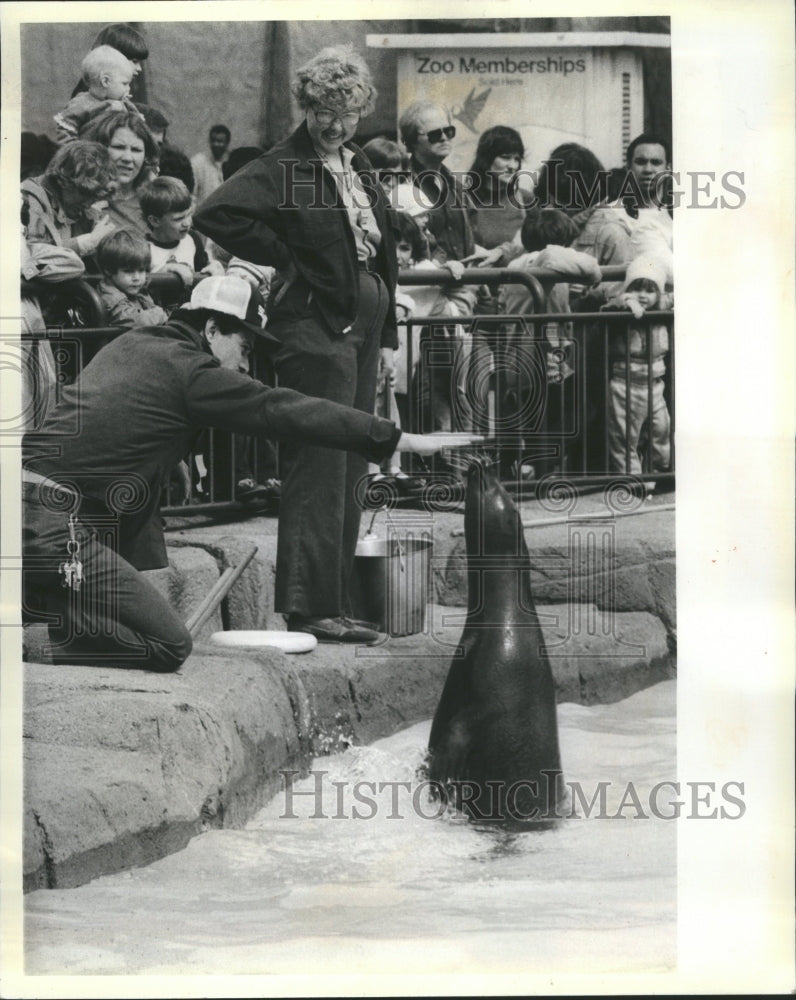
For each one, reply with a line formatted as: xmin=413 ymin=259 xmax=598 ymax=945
xmin=22 ymin=276 xmax=468 ymax=670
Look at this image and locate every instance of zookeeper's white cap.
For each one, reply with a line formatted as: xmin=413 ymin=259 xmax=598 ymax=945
xmin=184 ymin=275 xmax=268 ymax=338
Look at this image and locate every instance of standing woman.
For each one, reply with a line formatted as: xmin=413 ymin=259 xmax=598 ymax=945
xmin=194 ymin=46 xmax=398 ymax=644
xmin=83 ymin=109 xmax=159 ymax=236
xmin=462 ymin=126 xmax=533 ymax=435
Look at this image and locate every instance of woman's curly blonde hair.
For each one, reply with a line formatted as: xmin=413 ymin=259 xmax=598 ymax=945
xmin=292 ymin=45 xmax=376 ymax=117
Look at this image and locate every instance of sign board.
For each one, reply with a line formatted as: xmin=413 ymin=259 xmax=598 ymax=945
xmin=368 ymin=33 xmax=670 ymax=175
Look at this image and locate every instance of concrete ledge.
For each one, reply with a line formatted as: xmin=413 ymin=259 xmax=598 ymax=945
xmin=23 ymin=651 xmax=305 ymax=891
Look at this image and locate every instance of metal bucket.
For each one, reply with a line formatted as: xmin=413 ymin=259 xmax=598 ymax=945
xmin=351 ymin=535 xmax=433 ymax=637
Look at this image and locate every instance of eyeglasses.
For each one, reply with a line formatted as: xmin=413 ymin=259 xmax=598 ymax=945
xmin=418 ymin=125 xmax=456 ymax=144
xmin=313 ymin=107 xmax=361 ymax=127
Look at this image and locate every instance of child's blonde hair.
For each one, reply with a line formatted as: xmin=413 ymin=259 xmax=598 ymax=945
xmin=81 ymin=45 xmax=133 ymax=89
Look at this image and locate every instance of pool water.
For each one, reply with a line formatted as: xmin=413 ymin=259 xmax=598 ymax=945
xmin=24 ymin=680 xmax=676 ymax=976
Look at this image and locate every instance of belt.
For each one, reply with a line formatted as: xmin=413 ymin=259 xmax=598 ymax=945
xmin=357 ymin=258 xmax=379 ymax=274
xmin=22 ymin=468 xmax=78 ymax=504
xmin=22 ymin=468 xmax=71 ymax=490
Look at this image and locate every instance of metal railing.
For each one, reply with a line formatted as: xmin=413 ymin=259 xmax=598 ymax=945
xmin=399 ymin=309 xmax=674 ymax=489
xmin=20 ymin=265 xmax=674 ymax=516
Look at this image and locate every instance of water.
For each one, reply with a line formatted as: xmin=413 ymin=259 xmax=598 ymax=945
xmin=24 ymin=681 xmax=676 ymax=976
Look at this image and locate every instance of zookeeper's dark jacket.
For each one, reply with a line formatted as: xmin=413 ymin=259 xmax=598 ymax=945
xmin=22 ymin=316 xmax=401 ymax=571
xmin=192 ymin=121 xmax=399 ymax=348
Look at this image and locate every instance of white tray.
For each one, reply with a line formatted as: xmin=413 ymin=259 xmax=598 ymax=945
xmin=209 ymin=630 xmax=317 ymax=653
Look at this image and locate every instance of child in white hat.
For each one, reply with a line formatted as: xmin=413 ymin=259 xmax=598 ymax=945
xmin=603 ymin=252 xmax=673 ymax=490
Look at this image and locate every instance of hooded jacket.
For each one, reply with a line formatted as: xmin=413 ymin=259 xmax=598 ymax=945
xmin=193 ymin=121 xmax=398 ymax=347
xmin=23 ymin=315 xmax=401 ymax=570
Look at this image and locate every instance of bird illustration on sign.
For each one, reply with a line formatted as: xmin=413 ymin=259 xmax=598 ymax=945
xmin=451 ymin=87 xmax=492 ymax=134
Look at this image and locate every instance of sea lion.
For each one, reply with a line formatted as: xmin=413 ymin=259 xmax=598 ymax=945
xmin=428 ymin=458 xmax=564 ymax=826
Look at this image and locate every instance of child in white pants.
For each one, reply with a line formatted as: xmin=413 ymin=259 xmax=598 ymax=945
xmin=604 ymin=253 xmax=672 ymax=485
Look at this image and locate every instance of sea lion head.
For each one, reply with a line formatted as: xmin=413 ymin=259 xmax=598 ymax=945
xmin=464 ymin=458 xmax=527 ymax=557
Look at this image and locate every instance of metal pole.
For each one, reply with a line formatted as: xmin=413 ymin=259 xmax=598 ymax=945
xmin=185 ymin=544 xmax=259 ymax=636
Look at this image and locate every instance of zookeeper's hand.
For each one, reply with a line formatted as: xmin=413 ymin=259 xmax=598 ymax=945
xmin=394 ymin=432 xmax=487 ymax=456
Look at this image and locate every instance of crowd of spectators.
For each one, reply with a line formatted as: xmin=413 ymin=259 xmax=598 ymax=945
xmin=21 ymin=23 xmax=675 ymax=508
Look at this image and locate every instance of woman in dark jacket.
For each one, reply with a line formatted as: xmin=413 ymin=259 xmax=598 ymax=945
xmin=194 ymin=46 xmax=399 ymax=644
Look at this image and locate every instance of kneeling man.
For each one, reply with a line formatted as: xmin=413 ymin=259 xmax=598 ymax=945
xmin=22 ymin=276 xmax=467 ymax=670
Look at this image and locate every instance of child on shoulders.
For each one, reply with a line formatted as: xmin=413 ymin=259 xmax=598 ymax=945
xmin=54 ymin=46 xmax=141 ymax=144
xmin=96 ymin=228 xmax=169 ymax=329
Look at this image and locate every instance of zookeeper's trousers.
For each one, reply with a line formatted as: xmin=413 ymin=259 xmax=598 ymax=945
xmin=22 ymin=478 xmax=192 ymax=671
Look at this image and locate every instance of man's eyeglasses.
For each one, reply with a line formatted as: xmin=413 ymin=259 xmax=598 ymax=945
xmin=418 ymin=125 xmax=456 ymax=144
xmin=313 ymin=107 xmax=361 ymax=127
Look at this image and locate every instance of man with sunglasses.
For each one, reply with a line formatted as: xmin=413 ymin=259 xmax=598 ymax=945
xmin=398 ymin=101 xmax=495 ymax=447
xmin=399 ymin=100 xmax=480 ymax=265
